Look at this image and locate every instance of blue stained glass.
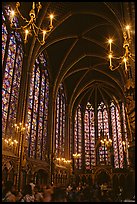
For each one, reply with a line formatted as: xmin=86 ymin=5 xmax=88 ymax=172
xmin=55 ymin=83 xmax=66 ymax=158
xmin=27 ymin=53 xmax=49 ymax=160
xmin=122 ymin=103 xmax=129 ymax=165
xmin=74 ymin=105 xmax=82 ymax=169
xmin=97 ymin=102 xmax=110 ymax=165
xmin=2 ymin=23 xmax=8 ymax=63
xmin=2 ymin=9 xmax=23 ymax=139
xmin=110 ymin=101 xmax=124 ymax=168
xmin=8 ymin=46 xmax=23 ymax=122
xmin=84 ymin=103 xmax=96 ymax=170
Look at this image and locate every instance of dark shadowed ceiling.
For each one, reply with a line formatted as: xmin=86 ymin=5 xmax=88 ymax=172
xmin=44 ymin=2 xmax=127 ymax=110
xmin=4 ymin=2 xmax=134 ymax=111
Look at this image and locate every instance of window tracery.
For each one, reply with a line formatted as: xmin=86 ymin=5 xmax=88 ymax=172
xmin=55 ymin=83 xmax=66 ymax=158
xmin=2 ymin=7 xmax=23 ymax=137
xmin=27 ymin=53 xmax=49 ymax=160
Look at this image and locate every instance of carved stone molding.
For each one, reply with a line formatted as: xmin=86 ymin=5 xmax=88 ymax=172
xmin=26 ymin=157 xmax=50 ymax=173
xmin=2 ymin=154 xmax=19 ymax=172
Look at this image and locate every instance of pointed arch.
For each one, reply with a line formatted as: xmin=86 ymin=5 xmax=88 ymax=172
xmin=55 ymin=83 xmax=66 ymax=158
xmin=84 ymin=102 xmax=96 ymax=169
xmin=97 ymin=102 xmax=110 ymax=165
xmin=26 ymin=52 xmax=49 ymax=160
xmin=110 ymin=101 xmax=124 ymax=168
xmin=2 ymin=7 xmax=23 ymax=138
xmin=74 ymin=104 xmax=82 ymax=169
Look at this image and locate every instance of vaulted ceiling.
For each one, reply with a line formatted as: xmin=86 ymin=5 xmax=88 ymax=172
xmin=4 ymin=2 xmax=134 ymax=112
xmin=44 ymin=2 xmax=127 ymax=110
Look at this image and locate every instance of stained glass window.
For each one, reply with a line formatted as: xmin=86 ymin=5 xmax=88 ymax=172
xmin=97 ymin=102 xmax=110 ymax=165
xmin=84 ymin=103 xmax=95 ymax=170
xmin=110 ymin=101 xmax=124 ymax=168
xmin=27 ymin=53 xmax=49 ymax=160
xmin=55 ymin=83 xmax=66 ymax=158
xmin=74 ymin=105 xmax=82 ymax=169
xmin=2 ymin=7 xmax=23 ymax=137
xmin=122 ymin=103 xmax=129 ymax=165
xmin=2 ymin=12 xmax=8 ymax=65
xmin=73 ymin=100 xmax=126 ymax=169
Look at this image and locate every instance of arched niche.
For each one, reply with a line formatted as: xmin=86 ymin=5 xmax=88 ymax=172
xmin=87 ymin=175 xmax=92 ymax=185
xmin=35 ymin=169 xmax=49 ymax=186
xmin=112 ymin=174 xmax=119 ymax=194
xmin=95 ymin=170 xmax=111 ymax=185
xmin=2 ymin=167 xmax=8 ymax=183
xmin=8 ymin=168 xmax=14 ymax=183
xmin=81 ymin=175 xmax=87 ymax=185
xmin=119 ymin=174 xmax=126 ymax=190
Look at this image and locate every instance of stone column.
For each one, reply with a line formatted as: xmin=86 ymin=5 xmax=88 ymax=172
xmin=46 ymin=83 xmax=55 ymax=185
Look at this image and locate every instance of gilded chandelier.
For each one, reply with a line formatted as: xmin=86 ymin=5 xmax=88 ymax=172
xmin=10 ymin=2 xmax=54 ymax=45
xmin=73 ymin=153 xmax=81 ymax=159
xmin=108 ymin=25 xmax=135 ymax=72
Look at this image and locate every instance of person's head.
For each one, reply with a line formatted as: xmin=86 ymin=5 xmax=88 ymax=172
xmin=51 ymin=187 xmax=67 ymax=202
xmin=46 ymin=184 xmax=51 ymax=189
xmin=4 ymin=180 xmax=14 ymax=193
xmin=23 ymin=184 xmax=32 ymax=196
xmin=30 ymin=177 xmax=34 ymax=183
xmin=42 ymin=185 xmax=47 ymax=193
xmin=34 ymin=185 xmax=38 ymax=193
xmin=11 ymin=185 xmax=17 ymax=194
xmin=2 ymin=179 xmax=4 ymax=186
xmin=43 ymin=188 xmax=52 ymax=202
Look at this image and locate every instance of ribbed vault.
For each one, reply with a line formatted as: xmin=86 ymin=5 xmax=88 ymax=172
xmin=42 ymin=2 xmax=127 ymax=111
xmin=5 ymin=2 xmax=129 ymax=111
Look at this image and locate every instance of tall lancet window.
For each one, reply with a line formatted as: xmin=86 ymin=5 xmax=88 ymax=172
xmin=2 ymin=12 xmax=8 ymax=65
xmin=2 ymin=7 xmax=23 ymax=137
xmin=122 ymin=103 xmax=129 ymax=165
xmin=27 ymin=53 xmax=49 ymax=160
xmin=97 ymin=102 xmax=110 ymax=165
xmin=84 ymin=102 xmax=96 ymax=170
xmin=74 ymin=105 xmax=82 ymax=169
xmin=110 ymin=101 xmax=124 ymax=168
xmin=55 ymin=83 xmax=66 ymax=158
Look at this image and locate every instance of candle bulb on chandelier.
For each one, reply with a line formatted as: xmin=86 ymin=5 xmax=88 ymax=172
xmin=50 ymin=14 xmax=54 ymax=27
xmin=122 ymin=141 xmax=126 ymax=152
xmin=109 ymin=53 xmax=112 ymax=67
xmin=24 ymin=29 xmax=29 ymax=42
xmin=123 ymin=58 xmax=127 ymax=72
xmin=108 ymin=39 xmax=113 ymax=69
xmin=108 ymin=39 xmax=113 ymax=52
xmin=126 ymin=25 xmax=130 ymax=39
xmin=32 ymin=2 xmax=35 ymax=10
xmin=42 ymin=30 xmax=46 ymax=43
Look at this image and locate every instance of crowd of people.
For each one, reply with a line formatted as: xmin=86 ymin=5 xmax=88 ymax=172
xmin=2 ymin=180 xmax=67 ymax=202
xmin=2 ymin=179 xmax=135 ymax=202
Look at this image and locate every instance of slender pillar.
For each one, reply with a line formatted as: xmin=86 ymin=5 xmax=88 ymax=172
xmin=65 ymin=103 xmax=69 ymax=159
xmin=46 ymin=83 xmax=54 ymax=184
xmin=81 ymin=109 xmax=85 ymax=173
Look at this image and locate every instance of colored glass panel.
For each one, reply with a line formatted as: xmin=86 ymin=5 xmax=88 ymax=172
xmin=27 ymin=53 xmax=49 ymax=160
xmin=55 ymin=84 xmax=66 ymax=158
xmin=110 ymin=101 xmax=124 ymax=168
xmin=84 ymin=103 xmax=95 ymax=170
xmin=74 ymin=105 xmax=82 ymax=169
xmin=122 ymin=103 xmax=129 ymax=165
xmin=2 ymin=9 xmax=23 ymax=138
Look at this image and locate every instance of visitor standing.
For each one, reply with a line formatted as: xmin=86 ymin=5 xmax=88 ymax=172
xmin=2 ymin=181 xmax=16 ymax=202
